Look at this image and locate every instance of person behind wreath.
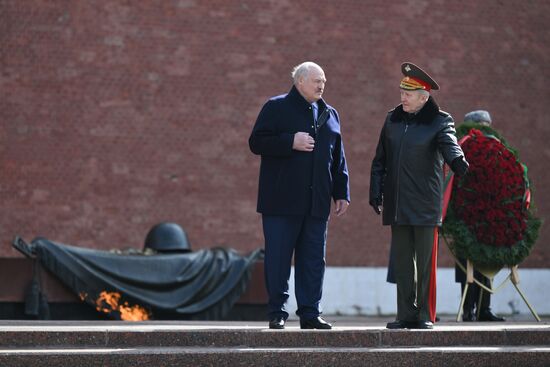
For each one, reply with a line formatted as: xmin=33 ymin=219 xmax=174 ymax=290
xmin=455 ymin=110 xmax=505 ymax=322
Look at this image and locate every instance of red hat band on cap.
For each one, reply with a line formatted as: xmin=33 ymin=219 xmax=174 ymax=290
xmin=409 ymin=76 xmax=431 ymax=91
xmin=400 ymin=76 xmax=432 ymax=91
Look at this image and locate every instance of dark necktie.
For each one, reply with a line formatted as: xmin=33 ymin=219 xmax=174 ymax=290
xmin=312 ymin=103 xmax=318 ymax=122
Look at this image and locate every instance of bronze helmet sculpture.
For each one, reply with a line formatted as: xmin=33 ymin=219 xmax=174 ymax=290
xmin=144 ymin=222 xmax=191 ymax=253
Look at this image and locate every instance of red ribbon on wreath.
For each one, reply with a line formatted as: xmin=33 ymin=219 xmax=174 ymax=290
xmin=429 ymin=135 xmax=471 ymax=322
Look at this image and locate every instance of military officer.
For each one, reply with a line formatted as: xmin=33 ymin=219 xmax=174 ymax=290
xmin=370 ymin=62 xmax=469 ymax=329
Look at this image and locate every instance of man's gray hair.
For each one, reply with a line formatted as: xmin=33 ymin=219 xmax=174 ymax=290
xmin=291 ymin=61 xmax=322 ymax=83
xmin=417 ymin=89 xmax=430 ymax=98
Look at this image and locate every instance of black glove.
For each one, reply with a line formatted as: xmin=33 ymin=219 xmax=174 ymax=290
xmin=451 ymin=156 xmax=469 ymax=176
xmin=369 ymin=198 xmax=382 ymax=215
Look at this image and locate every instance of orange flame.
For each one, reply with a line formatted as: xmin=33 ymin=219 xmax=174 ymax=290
xmin=94 ymin=291 xmax=150 ymax=321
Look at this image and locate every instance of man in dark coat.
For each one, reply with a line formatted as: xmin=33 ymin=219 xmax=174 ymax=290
xmin=370 ymin=62 xmax=469 ymax=329
xmin=249 ymin=61 xmax=350 ymax=330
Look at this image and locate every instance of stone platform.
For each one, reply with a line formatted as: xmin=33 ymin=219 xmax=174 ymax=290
xmin=1 ymin=318 xmax=549 ymax=366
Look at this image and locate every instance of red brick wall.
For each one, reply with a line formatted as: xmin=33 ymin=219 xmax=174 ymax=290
xmin=2 ymin=1 xmax=549 ymax=267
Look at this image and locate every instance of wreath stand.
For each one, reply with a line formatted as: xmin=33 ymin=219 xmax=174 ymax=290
xmin=454 ymin=257 xmax=541 ymax=322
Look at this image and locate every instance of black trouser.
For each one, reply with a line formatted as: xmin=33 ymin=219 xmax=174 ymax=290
xmin=456 ymin=258 xmax=491 ymax=314
xmin=262 ymin=215 xmax=328 ymax=321
xmin=391 ymin=225 xmax=436 ymax=322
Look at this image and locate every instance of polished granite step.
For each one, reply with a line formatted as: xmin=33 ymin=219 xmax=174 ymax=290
xmin=1 ymin=321 xmax=549 ymax=348
xmin=1 ymin=345 xmax=550 ymax=367
xmin=0 ymin=320 xmax=548 ymax=366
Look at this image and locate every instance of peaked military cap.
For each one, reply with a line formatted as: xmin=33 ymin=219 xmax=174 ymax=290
xmin=400 ymin=62 xmax=440 ymax=91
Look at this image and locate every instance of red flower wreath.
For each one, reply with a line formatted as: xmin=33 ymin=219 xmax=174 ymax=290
xmin=443 ymin=124 xmax=541 ymax=267
xmin=453 ymin=129 xmax=528 ymax=247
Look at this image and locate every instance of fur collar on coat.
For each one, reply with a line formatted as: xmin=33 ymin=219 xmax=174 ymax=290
xmin=390 ymin=95 xmax=441 ymax=124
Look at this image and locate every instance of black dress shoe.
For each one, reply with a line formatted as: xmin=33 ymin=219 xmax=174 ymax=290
xmin=413 ymin=320 xmax=434 ymax=329
xmin=300 ymin=316 xmax=332 ymax=329
xmin=386 ymin=320 xmax=415 ymax=329
xmin=269 ymin=317 xmax=285 ymax=329
xmin=478 ymin=309 xmax=505 ymax=322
